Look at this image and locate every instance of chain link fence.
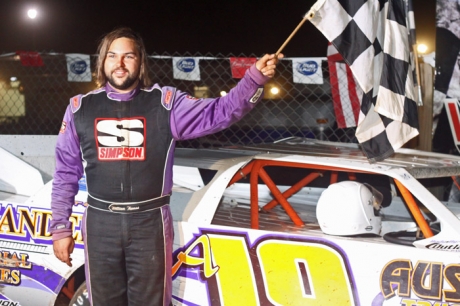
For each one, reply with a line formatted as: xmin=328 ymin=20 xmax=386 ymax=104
xmin=1 ymin=51 xmax=460 ymax=202
xmin=0 ymin=51 xmax=357 ymax=147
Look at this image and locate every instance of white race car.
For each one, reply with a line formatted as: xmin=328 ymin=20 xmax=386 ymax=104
xmin=1 ymin=137 xmax=460 ymax=306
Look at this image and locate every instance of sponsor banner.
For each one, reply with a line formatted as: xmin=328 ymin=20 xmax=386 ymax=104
xmin=444 ymin=99 xmax=460 ymax=153
xmin=229 ymin=57 xmax=257 ymax=79
xmin=291 ymin=57 xmax=325 ymax=84
xmin=173 ymin=57 xmax=201 ymax=81
xmin=65 ymin=53 xmax=91 ymax=82
xmin=15 ymin=51 xmax=44 ymax=67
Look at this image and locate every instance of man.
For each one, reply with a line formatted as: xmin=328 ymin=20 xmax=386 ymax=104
xmin=51 ymin=27 xmax=283 ymax=305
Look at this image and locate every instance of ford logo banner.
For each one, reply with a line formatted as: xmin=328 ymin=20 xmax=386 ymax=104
xmin=296 ymin=61 xmax=318 ymax=76
xmin=70 ymin=60 xmax=88 ymax=75
xmin=176 ymin=58 xmax=196 ymax=73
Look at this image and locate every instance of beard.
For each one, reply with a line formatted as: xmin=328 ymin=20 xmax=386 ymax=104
xmin=105 ymin=68 xmax=140 ymax=91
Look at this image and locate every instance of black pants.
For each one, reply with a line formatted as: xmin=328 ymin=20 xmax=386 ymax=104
xmin=83 ymin=205 xmax=173 ymax=306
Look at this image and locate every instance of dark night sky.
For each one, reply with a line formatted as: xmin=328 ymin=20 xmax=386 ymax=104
xmin=0 ymin=0 xmax=437 ymax=57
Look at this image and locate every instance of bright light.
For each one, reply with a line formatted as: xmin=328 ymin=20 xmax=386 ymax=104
xmin=417 ymin=43 xmax=428 ymax=54
xmin=220 ymin=91 xmax=227 ymax=97
xmin=270 ymin=87 xmax=279 ymax=95
xmin=27 ymin=9 xmax=38 ymax=19
xmin=10 ymin=77 xmax=18 ymax=82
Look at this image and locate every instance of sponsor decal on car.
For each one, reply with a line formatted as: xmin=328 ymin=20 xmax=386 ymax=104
xmin=0 ymin=250 xmax=31 ymax=285
xmin=0 ymin=203 xmax=84 ymax=248
xmin=425 ymin=241 xmax=460 ymax=252
xmin=0 ymin=300 xmax=21 ymax=306
xmin=172 ymin=229 xmax=357 ymax=305
xmin=379 ymin=259 xmax=460 ymax=304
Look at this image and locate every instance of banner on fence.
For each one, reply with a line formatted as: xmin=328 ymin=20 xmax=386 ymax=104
xmin=291 ymin=57 xmax=325 ymax=84
xmin=173 ymin=57 xmax=201 ymax=81
xmin=229 ymin=57 xmax=257 ymax=79
xmin=16 ymin=51 xmax=44 ymax=67
xmin=65 ymin=54 xmax=91 ymax=82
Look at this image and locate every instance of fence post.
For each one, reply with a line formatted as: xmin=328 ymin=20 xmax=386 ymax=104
xmin=416 ymin=62 xmax=434 ymax=152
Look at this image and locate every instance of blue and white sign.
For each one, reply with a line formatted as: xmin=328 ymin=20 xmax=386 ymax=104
xmin=66 ymin=54 xmax=92 ymax=82
xmin=70 ymin=61 xmax=88 ymax=75
xmin=291 ymin=57 xmax=326 ymax=84
xmin=173 ymin=57 xmax=201 ymax=81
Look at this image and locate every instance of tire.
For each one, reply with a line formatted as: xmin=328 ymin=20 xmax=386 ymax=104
xmin=69 ymin=281 xmax=90 ymax=306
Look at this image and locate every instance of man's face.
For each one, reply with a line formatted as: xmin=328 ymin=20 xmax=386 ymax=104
xmin=104 ymin=37 xmax=141 ymax=93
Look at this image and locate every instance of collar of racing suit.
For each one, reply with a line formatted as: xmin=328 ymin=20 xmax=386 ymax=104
xmin=105 ymin=82 xmax=141 ymax=101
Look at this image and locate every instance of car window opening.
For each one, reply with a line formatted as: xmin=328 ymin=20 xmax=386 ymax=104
xmin=213 ymin=159 xmax=441 ymax=246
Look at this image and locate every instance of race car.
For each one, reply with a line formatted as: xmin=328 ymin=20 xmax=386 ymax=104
xmin=1 ymin=137 xmax=460 ymax=306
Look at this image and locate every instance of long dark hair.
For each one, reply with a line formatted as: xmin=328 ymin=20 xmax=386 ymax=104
xmin=95 ymin=27 xmax=152 ymax=88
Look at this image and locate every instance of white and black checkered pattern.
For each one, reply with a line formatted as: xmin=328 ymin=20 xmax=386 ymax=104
xmin=309 ymin=0 xmax=419 ymax=162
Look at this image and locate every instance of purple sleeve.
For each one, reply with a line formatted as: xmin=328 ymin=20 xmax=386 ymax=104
xmin=171 ymin=64 xmax=269 ymax=140
xmin=50 ymin=105 xmax=83 ymax=241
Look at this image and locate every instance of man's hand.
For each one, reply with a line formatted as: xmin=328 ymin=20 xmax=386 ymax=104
xmin=53 ymin=236 xmax=75 ymax=267
xmin=256 ymin=53 xmax=284 ymax=78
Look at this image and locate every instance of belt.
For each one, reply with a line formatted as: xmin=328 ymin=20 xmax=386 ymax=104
xmin=88 ymin=195 xmax=170 ymax=213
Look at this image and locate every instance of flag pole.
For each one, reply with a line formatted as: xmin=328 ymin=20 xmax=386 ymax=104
xmin=412 ymin=46 xmax=423 ymax=106
xmin=275 ymin=10 xmax=315 ymax=56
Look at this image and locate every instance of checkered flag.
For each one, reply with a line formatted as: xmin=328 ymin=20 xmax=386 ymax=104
xmin=308 ymin=0 xmax=419 ymax=162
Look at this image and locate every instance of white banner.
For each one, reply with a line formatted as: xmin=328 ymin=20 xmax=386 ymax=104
xmin=173 ymin=57 xmax=201 ymax=81
xmin=291 ymin=57 xmax=325 ymax=84
xmin=66 ymin=54 xmax=91 ymax=82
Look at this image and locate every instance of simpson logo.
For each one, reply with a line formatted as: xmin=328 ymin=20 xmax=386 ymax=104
xmin=249 ymin=88 xmax=263 ymax=103
xmin=96 ymin=117 xmax=146 ymax=161
xmin=60 ymin=121 xmax=67 ymax=134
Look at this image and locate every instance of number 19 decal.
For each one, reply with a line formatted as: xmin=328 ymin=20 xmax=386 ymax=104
xmin=173 ymin=232 xmax=357 ymax=305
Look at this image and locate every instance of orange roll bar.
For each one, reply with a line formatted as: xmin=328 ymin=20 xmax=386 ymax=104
xmin=250 ymin=160 xmax=263 ymax=229
xmin=227 ymin=161 xmax=254 ymax=187
xmin=330 ymin=171 xmax=338 ymax=184
xmin=258 ymin=167 xmax=304 ymax=227
xmin=394 ymin=179 xmax=434 ymax=238
xmin=241 ymin=158 xmax=373 ymax=229
xmin=262 ymin=172 xmax=322 ymax=211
